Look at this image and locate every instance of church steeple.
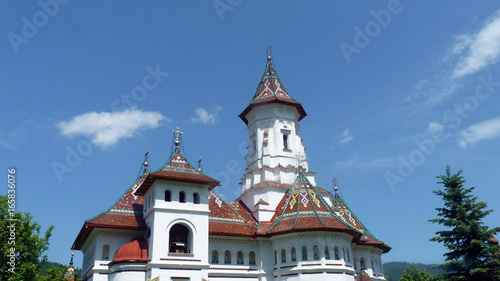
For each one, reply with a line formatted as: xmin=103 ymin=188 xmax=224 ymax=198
xmin=239 ymin=51 xmax=306 ymax=125
xmin=239 ymin=51 xmax=315 ymax=198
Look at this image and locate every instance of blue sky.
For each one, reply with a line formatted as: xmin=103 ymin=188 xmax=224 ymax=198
xmin=2 ymin=1 xmax=500 ymax=267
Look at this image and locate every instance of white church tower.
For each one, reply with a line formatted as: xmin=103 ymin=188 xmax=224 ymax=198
xmin=134 ymin=128 xmax=220 ymax=281
xmin=238 ymin=52 xmax=318 ymax=221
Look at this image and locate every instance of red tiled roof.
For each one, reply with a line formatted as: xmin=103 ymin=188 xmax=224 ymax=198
xmin=332 ymin=192 xmax=391 ymax=253
xmin=110 ymin=238 xmax=148 ymax=265
xmin=72 ymin=175 xmax=147 ymax=250
xmin=266 ymin=174 xmax=357 ymax=236
xmin=135 ymin=148 xmax=220 ymax=196
xmin=239 ymin=57 xmax=306 ymax=125
xmin=208 ymin=192 xmax=257 ymax=237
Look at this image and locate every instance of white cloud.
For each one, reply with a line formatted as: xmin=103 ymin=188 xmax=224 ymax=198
xmin=337 ymin=129 xmax=353 ymax=145
xmin=427 ymin=122 xmax=444 ymax=134
xmin=452 ymin=10 xmax=500 ymax=78
xmin=459 ymin=116 xmax=500 ymax=148
xmin=191 ymin=106 xmax=223 ymax=125
xmin=58 ymin=108 xmax=167 ymax=149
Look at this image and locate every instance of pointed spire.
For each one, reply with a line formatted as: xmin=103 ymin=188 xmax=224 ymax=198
xmin=239 ymin=49 xmax=307 ymax=125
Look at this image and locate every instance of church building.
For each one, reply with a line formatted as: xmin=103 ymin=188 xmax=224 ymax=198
xmin=72 ymin=53 xmax=390 ymax=281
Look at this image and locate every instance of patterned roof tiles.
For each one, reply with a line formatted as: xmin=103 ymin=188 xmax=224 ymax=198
xmin=135 ymin=148 xmax=220 ymax=196
xmin=208 ymin=191 xmax=257 ymax=237
xmin=239 ymin=57 xmax=306 ymax=125
xmin=72 ymin=174 xmax=147 ymax=250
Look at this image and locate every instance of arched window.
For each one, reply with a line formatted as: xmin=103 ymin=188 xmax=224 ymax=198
xmin=249 ymin=251 xmax=256 ymax=265
xmin=360 ymin=257 xmax=366 ymax=270
xmin=212 ymin=250 xmax=219 ymax=264
xmin=343 ymin=247 xmax=346 ymax=261
xmin=324 ymin=246 xmax=330 ymax=260
xmin=165 ymin=190 xmax=171 ymax=202
xmin=291 ymin=247 xmax=296 ymax=262
xmin=224 ymin=250 xmax=231 ymax=264
xmin=281 ymin=249 xmax=286 ymax=263
xmin=102 ymin=244 xmax=110 ymax=260
xmin=179 ymin=191 xmax=186 ymax=203
xmin=193 ymin=192 xmax=200 ymax=204
xmin=274 ymin=250 xmax=277 ymax=264
xmin=237 ymin=251 xmax=244 ymax=264
xmin=334 ymin=246 xmax=340 ymax=260
xmin=169 ymin=224 xmax=190 ymax=253
xmin=301 ymin=246 xmax=308 ymax=261
xmin=313 ymin=245 xmax=319 ymax=260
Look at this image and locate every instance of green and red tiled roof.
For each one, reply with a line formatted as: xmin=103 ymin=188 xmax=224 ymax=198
xmin=72 ymin=174 xmax=147 ymax=250
xmin=239 ymin=57 xmax=307 ymax=125
xmin=332 ymin=191 xmax=390 ymax=252
xmin=134 ymin=148 xmax=220 ymax=196
xmin=209 ymin=191 xmax=258 ymax=237
xmin=265 ymin=174 xmax=357 ymax=236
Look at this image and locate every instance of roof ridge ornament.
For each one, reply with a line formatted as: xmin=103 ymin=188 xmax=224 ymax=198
xmin=143 ymin=149 xmax=149 ymax=173
xmin=266 ymin=45 xmax=272 ymax=62
xmin=172 ymin=127 xmax=183 ymax=149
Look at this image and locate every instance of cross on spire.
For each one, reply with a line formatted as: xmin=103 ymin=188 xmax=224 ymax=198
xmin=266 ymin=45 xmax=272 ymax=61
xmin=172 ymin=127 xmax=183 ymax=148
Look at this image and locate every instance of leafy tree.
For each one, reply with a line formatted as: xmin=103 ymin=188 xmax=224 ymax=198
xmin=429 ymin=166 xmax=500 ymax=281
xmin=39 ymin=265 xmax=81 ymax=281
xmin=0 ymin=195 xmax=53 ymax=281
xmin=399 ymin=266 xmax=435 ymax=281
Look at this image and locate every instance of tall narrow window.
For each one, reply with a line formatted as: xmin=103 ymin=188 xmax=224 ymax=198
xmin=212 ymin=250 xmax=219 ymax=264
xmin=360 ymin=257 xmax=366 ymax=270
xmin=274 ymin=251 xmax=277 ymax=264
xmin=281 ymin=249 xmax=286 ymax=263
xmin=249 ymin=251 xmax=256 ymax=265
xmin=283 ymin=134 xmax=289 ymax=150
xmin=237 ymin=251 xmax=244 ymax=264
xmin=291 ymin=247 xmax=296 ymax=262
xmin=179 ymin=191 xmax=185 ymax=203
xmin=193 ymin=192 xmax=200 ymax=204
xmin=334 ymin=246 xmax=340 ymax=260
xmin=165 ymin=190 xmax=171 ymax=202
xmin=301 ymin=246 xmax=308 ymax=261
xmin=324 ymin=246 xmax=330 ymax=260
xmin=347 ymin=249 xmax=350 ymax=262
xmin=224 ymin=250 xmax=231 ymax=264
xmin=102 ymin=244 xmax=110 ymax=260
xmin=313 ymin=245 xmax=319 ymax=260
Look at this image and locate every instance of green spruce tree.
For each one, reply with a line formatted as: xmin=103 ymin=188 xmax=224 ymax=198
xmin=0 ymin=195 xmax=54 ymax=281
xmin=429 ymin=166 xmax=500 ymax=281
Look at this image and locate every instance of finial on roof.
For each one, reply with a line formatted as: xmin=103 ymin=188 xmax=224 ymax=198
xmin=333 ymin=175 xmax=339 ymax=197
xmin=198 ymin=156 xmax=202 ymax=172
xmin=266 ymin=45 xmax=272 ymax=62
xmin=143 ymin=149 xmax=149 ymax=172
xmin=172 ymin=127 xmax=183 ymax=149
xmin=70 ymin=252 xmax=74 ymax=266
